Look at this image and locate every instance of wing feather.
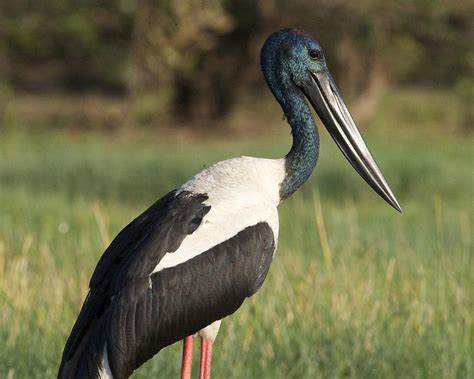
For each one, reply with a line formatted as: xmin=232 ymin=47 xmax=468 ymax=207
xmin=106 ymin=222 xmax=275 ymax=377
xmin=58 ymin=190 xmax=210 ymax=379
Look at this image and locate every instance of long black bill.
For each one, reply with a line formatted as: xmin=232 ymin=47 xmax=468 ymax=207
xmin=304 ymin=70 xmax=402 ymax=212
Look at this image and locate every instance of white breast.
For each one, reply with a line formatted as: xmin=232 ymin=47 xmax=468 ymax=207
xmin=152 ymin=157 xmax=285 ymax=273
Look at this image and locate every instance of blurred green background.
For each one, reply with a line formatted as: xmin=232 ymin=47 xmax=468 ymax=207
xmin=0 ymin=1 xmax=472 ymax=378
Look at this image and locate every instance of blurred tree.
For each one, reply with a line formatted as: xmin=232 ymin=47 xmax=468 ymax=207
xmin=128 ymin=0 xmax=246 ymax=120
xmin=0 ymin=0 xmax=134 ymax=92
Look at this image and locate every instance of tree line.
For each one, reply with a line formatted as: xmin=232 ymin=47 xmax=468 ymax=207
xmin=0 ymin=0 xmax=472 ymax=120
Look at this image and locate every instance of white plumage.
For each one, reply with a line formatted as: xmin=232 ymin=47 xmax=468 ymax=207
xmin=153 ymin=157 xmax=285 ymax=273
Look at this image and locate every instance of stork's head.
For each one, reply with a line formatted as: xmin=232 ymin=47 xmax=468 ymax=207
xmin=261 ymin=29 xmax=327 ymax=90
xmin=261 ymin=29 xmax=402 ymax=212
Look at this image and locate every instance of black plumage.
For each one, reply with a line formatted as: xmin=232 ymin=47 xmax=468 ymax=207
xmin=58 ymin=189 xmax=275 ymax=379
xmin=107 ymin=221 xmax=274 ymax=378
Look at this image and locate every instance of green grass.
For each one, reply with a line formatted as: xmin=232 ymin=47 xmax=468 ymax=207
xmin=0 ymin=125 xmax=472 ymax=378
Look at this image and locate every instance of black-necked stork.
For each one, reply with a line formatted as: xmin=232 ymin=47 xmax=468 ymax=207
xmin=58 ymin=29 xmax=401 ymax=379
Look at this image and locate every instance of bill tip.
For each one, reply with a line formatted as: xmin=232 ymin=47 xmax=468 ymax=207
xmin=392 ymin=200 xmax=403 ymax=213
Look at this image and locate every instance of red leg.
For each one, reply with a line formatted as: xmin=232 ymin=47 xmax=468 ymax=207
xmin=199 ymin=338 xmax=213 ymax=379
xmin=181 ymin=336 xmax=194 ymax=379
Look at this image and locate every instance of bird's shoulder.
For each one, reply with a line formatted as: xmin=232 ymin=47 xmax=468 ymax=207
xmin=150 ymin=157 xmax=284 ymax=273
xmin=182 ymin=156 xmax=286 ymax=206
xmin=89 ymin=189 xmax=211 ymax=293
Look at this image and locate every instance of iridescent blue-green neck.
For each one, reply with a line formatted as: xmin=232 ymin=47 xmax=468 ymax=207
xmin=260 ymin=29 xmax=319 ymax=200
xmin=279 ymin=88 xmax=319 ymax=199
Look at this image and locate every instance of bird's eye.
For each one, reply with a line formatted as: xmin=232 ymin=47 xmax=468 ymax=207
xmin=309 ymin=49 xmax=322 ymax=60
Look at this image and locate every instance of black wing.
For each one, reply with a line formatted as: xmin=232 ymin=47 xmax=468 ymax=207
xmin=105 ymin=222 xmax=275 ymax=378
xmin=58 ymin=190 xmax=211 ymax=379
xmin=58 ymin=189 xmax=275 ymax=379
